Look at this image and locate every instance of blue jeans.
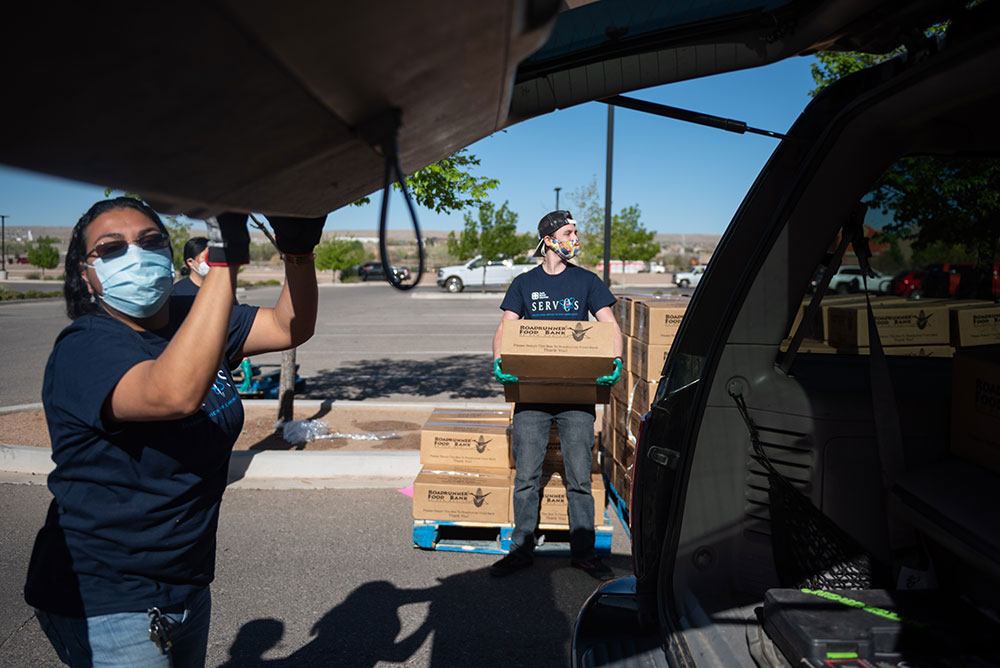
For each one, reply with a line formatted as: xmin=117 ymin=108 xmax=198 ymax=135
xmin=36 ymin=586 xmax=211 ymax=668
xmin=510 ymin=404 xmax=597 ymax=559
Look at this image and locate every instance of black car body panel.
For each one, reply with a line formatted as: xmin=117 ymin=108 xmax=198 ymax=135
xmin=575 ymin=3 xmax=1000 ymax=666
xmin=0 ymin=0 xmax=960 ymax=218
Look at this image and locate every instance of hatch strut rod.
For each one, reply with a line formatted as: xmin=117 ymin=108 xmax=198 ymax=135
xmin=601 ymin=94 xmax=786 ymax=140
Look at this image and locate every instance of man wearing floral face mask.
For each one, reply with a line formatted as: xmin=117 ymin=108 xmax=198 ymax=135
xmin=490 ymin=210 xmax=624 ymax=581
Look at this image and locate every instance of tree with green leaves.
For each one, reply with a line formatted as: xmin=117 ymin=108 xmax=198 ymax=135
xmin=447 ymin=201 xmax=533 ymax=292
xmin=611 ymin=205 xmax=659 ymax=265
xmin=811 ymin=21 xmax=999 ymax=298
xmin=567 ymin=179 xmax=658 ymax=269
xmin=353 ymin=148 xmax=499 ymax=213
xmin=27 ymin=236 xmax=60 ymax=276
xmin=566 ymin=179 xmax=606 ymax=265
xmin=867 ymin=156 xmax=1000 ymax=296
xmin=315 ymin=236 xmax=365 ymax=283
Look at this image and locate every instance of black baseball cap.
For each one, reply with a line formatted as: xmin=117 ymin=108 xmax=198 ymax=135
xmin=533 ymin=210 xmax=577 ymax=257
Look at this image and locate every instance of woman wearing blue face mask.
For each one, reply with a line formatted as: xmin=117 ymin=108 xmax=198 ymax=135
xmin=172 ymin=236 xmax=211 ymax=297
xmin=25 ymin=197 xmax=323 ymax=667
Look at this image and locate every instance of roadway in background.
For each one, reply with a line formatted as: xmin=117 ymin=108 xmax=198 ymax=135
xmin=0 ymin=273 xmax=680 ymax=408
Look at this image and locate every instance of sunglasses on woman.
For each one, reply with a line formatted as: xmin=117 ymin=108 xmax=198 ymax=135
xmin=86 ymin=232 xmax=171 ymax=260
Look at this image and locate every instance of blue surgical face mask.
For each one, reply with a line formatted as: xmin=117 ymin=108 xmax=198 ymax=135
xmin=89 ymin=244 xmax=175 ymax=318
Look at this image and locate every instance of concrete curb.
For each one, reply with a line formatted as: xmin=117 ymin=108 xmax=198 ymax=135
xmin=0 ymin=400 xmax=506 ymax=488
xmin=410 ymin=291 xmax=505 ymax=300
xmin=0 ymin=402 xmax=43 ymax=416
xmin=0 ymin=443 xmax=422 ymax=490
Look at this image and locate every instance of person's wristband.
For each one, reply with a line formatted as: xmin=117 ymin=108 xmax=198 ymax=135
xmin=281 ymin=253 xmax=315 ymax=265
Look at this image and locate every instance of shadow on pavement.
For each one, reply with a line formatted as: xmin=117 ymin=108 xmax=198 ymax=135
xmin=217 ymin=558 xmax=632 ymax=667
xmin=302 ymin=355 xmax=503 ymax=401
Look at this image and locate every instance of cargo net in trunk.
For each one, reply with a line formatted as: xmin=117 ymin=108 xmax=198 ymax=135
xmin=732 ymin=391 xmax=875 ymax=590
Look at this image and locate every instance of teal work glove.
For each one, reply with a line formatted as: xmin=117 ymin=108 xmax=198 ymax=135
xmin=494 ymin=358 xmax=518 ymax=384
xmin=597 ymin=357 xmax=623 ymax=386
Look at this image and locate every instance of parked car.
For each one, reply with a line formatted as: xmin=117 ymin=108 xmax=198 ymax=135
xmin=575 ymin=4 xmax=1000 ymax=668
xmin=890 ymin=269 xmax=924 ymax=297
xmin=810 ymin=265 xmax=893 ymax=294
xmin=435 ymin=256 xmax=535 ymax=293
xmin=647 ymin=261 xmax=666 ymax=274
xmin=356 ymin=261 xmax=409 ymax=282
xmin=672 ymin=264 xmax=706 ymax=289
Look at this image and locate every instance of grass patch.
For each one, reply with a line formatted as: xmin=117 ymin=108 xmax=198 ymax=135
xmin=0 ymin=286 xmax=62 ymax=301
xmin=237 ymin=279 xmax=282 ymax=288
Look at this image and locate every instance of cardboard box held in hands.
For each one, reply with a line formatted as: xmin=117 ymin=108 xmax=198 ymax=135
xmin=500 ymin=319 xmax=616 ymax=404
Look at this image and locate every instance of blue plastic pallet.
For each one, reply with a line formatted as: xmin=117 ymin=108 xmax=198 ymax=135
xmin=413 ymin=510 xmax=613 ymax=556
xmin=604 ymin=475 xmax=631 ymax=541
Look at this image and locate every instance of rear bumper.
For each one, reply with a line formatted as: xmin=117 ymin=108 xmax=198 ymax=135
xmin=572 ymin=575 xmax=667 ymax=668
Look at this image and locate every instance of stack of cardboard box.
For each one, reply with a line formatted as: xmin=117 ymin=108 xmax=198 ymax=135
xmin=782 ymin=294 xmax=1000 ymax=358
xmin=413 ymin=319 xmax=616 ymax=528
xmin=412 ymin=410 xmax=514 ymax=524
xmin=949 ymin=304 xmax=1000 ymax=474
xmin=603 ymin=295 xmax=690 ymax=507
xmin=412 ymin=411 xmax=605 ymax=527
xmin=781 ymin=294 xmax=1000 ymax=475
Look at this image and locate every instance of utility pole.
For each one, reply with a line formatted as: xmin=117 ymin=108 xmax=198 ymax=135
xmin=0 ymin=215 xmax=8 ymax=281
xmin=554 ymin=187 xmax=561 ymax=210
xmin=603 ymin=106 xmax=614 ymax=287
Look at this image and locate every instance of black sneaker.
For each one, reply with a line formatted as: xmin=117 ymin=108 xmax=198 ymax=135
xmin=490 ymin=550 xmax=533 ymax=577
xmin=571 ymin=557 xmax=614 ymax=581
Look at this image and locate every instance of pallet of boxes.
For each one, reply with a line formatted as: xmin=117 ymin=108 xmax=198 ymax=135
xmin=783 ymin=293 xmax=1000 ymax=524
xmin=781 ymin=293 xmax=979 ymax=358
xmin=601 ymin=295 xmax=690 ymax=532
xmin=411 ymin=320 xmax=616 ymax=555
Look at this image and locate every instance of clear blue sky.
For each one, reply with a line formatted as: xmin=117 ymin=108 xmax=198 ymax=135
xmin=0 ymin=56 xmax=817 ymax=236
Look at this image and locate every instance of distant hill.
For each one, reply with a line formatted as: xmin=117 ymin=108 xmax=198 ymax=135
xmin=7 ymin=226 xmax=722 ymax=251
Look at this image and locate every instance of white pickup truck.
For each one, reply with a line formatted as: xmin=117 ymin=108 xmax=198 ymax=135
xmin=672 ymin=264 xmax=707 ymax=289
xmin=436 ymin=256 xmax=536 ymax=293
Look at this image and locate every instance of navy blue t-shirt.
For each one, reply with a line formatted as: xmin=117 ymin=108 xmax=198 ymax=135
xmin=26 ymin=296 xmax=258 ymax=617
xmin=171 ymin=276 xmax=199 ymax=297
xmin=500 ymin=264 xmax=615 ymax=320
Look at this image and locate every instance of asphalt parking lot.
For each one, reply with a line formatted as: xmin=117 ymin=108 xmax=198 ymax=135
xmin=0 ymin=275 xmax=665 ymax=667
xmin=0 ymin=483 xmax=632 ymax=667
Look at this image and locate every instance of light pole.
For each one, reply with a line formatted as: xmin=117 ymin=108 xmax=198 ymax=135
xmin=554 ymin=187 xmax=561 ymax=211
xmin=0 ymin=215 xmax=8 ymax=281
xmin=603 ymin=106 xmax=614 ymax=287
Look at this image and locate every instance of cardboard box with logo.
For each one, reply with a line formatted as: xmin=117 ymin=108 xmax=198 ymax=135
xmin=419 ymin=422 xmax=513 ymax=469
xmin=631 ymin=378 xmax=658 ymax=415
xmin=412 ymin=468 xmax=512 ymax=522
xmin=613 ymin=293 xmax=649 ymax=332
xmin=787 ymin=295 xmax=902 ymax=342
xmin=611 ymin=397 xmax=627 ymax=436
xmin=613 ymin=428 xmax=635 ymax=469
xmin=950 ymin=302 xmax=1000 ymax=348
xmin=611 ymin=368 xmax=635 ymax=406
xmin=780 ymin=338 xmax=955 ymax=358
xmin=633 ymin=298 xmax=689 ymax=345
xmin=508 ymin=470 xmax=605 ymax=526
xmin=428 ymin=408 xmax=512 ymax=424
xmin=500 ymin=319 xmax=616 ymax=404
xmin=826 ymin=301 xmax=952 ymax=348
xmin=951 ymin=349 xmax=1000 ymax=474
xmin=631 ymin=338 xmax=671 ymax=380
